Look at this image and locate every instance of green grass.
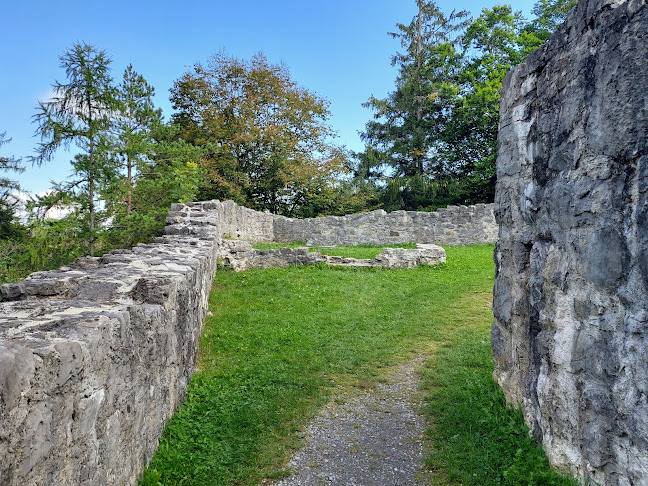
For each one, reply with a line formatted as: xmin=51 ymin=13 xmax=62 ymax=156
xmin=141 ymin=244 xmax=578 ymax=486
xmin=419 ymin=290 xmax=579 ymax=486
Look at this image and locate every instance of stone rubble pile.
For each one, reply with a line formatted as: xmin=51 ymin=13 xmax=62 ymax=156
xmin=217 ymin=240 xmax=446 ymax=271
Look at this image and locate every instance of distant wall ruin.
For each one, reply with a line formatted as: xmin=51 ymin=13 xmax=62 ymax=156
xmin=165 ymin=200 xmax=498 ymax=247
xmin=492 ymin=0 xmax=648 ymax=483
xmin=274 ymin=203 xmax=497 ymax=247
xmin=0 ymin=200 xmax=493 ymax=485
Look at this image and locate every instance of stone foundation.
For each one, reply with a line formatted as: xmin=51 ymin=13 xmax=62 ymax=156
xmin=217 ymin=240 xmax=446 ymax=271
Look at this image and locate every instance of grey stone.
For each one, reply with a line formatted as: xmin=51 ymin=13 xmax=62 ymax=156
xmin=274 ymin=204 xmax=496 ymax=247
xmin=218 ymin=242 xmax=446 ymax=271
xmin=493 ymin=0 xmax=648 ymax=483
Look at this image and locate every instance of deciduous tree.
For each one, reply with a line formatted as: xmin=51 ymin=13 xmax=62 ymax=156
xmin=170 ymin=52 xmax=351 ymax=215
xmin=528 ymin=0 xmax=577 ymax=40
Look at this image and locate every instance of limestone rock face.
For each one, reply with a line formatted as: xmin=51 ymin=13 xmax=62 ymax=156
xmin=492 ymin=0 xmax=648 ymax=483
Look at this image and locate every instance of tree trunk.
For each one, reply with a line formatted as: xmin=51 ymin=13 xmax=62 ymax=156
xmin=89 ymin=146 xmax=95 ymax=257
xmin=126 ymin=154 xmax=133 ymax=215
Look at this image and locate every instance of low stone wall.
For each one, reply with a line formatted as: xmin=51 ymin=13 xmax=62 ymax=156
xmin=274 ymin=204 xmax=496 ymax=246
xmin=492 ymin=0 xmax=648 ymax=483
xmin=218 ymin=240 xmax=446 ymax=271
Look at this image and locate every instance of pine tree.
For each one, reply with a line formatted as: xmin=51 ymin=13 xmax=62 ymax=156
xmin=0 ymin=133 xmax=25 ymax=239
xmin=361 ymin=0 xmax=469 ymax=184
xmin=32 ymin=42 xmax=119 ymax=256
xmin=114 ymin=65 xmax=163 ymax=215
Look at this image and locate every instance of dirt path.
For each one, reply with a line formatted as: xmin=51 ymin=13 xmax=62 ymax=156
xmin=272 ymin=356 xmax=430 ymax=486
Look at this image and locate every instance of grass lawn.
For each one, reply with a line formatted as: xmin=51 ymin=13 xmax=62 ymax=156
xmin=141 ymin=244 xmax=578 ymax=486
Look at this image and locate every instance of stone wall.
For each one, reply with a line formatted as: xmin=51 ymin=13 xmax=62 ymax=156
xmin=0 ymin=201 xmax=224 ymax=485
xmin=218 ymin=240 xmax=446 ymax=271
xmin=492 ymin=0 xmax=648 ymax=484
xmin=165 ymin=199 xmax=275 ymax=241
xmin=165 ymin=198 xmax=496 ymax=247
xmin=274 ymin=203 xmax=497 ymax=246
xmin=164 ymin=198 xmax=497 ymax=247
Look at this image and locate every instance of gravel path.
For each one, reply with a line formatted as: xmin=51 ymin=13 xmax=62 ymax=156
xmin=273 ymin=356 xmax=430 ymax=486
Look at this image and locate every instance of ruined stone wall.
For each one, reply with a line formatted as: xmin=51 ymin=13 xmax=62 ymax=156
xmin=492 ymin=0 xmax=648 ymax=483
xmin=218 ymin=240 xmax=447 ymax=271
xmin=0 ymin=201 xmax=226 ymax=485
xmin=274 ymin=203 xmax=497 ymax=246
xmin=168 ymin=199 xmax=497 ymax=246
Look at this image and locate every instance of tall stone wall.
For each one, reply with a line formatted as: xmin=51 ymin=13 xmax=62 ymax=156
xmin=492 ymin=0 xmax=648 ymax=483
xmin=274 ymin=203 xmax=497 ymax=246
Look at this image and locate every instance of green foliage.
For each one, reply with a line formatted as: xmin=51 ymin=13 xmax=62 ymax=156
xmin=109 ymin=64 xmax=163 ymax=216
xmin=0 ymin=132 xmax=24 ymax=206
xmin=170 ymin=51 xmax=360 ymax=216
xmin=0 ymin=133 xmax=25 ymax=241
xmin=32 ymin=42 xmax=120 ymax=256
xmin=0 ymin=204 xmax=24 ymax=241
xmin=359 ymin=0 xmax=566 ymax=212
xmin=435 ymin=5 xmax=543 ymax=206
xmin=362 ymin=1 xmax=469 ymax=181
xmin=0 ymin=216 xmax=86 ymax=284
xmin=529 ymin=0 xmax=577 ymax=40
xmin=105 ymin=124 xmax=207 ymax=248
xmin=2 ymin=44 xmax=210 ymax=280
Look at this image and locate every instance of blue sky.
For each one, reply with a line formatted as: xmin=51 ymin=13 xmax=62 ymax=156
xmin=1 ymin=0 xmax=534 ymax=195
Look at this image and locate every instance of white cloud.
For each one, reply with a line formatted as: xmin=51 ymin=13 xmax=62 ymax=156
xmin=9 ymin=190 xmax=75 ymax=221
